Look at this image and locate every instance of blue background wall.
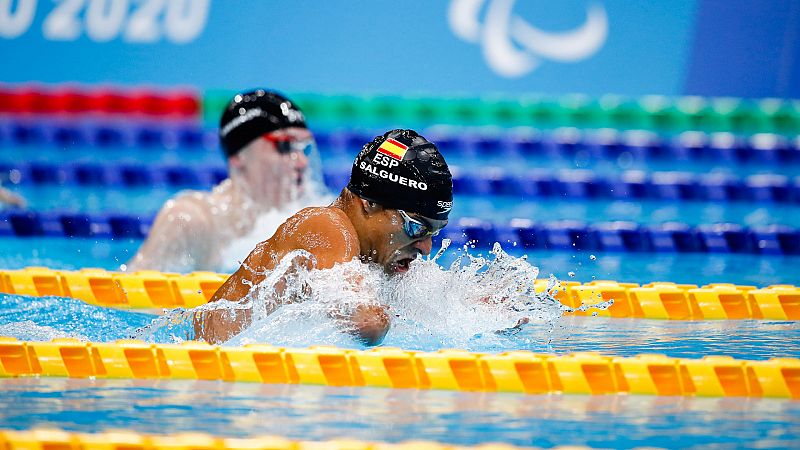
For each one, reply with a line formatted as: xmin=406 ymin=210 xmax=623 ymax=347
xmin=685 ymin=0 xmax=800 ymax=98
xmin=1 ymin=0 xmax=798 ymax=97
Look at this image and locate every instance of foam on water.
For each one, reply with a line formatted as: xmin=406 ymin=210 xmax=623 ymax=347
xmin=0 ymin=321 xmax=88 ymax=342
xmin=0 ymin=293 xmax=155 ymax=342
xmin=379 ymin=241 xmax=566 ymax=350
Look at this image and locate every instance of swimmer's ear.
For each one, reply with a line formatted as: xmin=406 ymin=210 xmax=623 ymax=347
xmin=361 ymin=198 xmax=382 ymax=214
xmin=228 ymin=153 xmax=244 ymax=170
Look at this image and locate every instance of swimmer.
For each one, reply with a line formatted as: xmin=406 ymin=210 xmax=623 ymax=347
xmin=127 ymin=89 xmax=323 ymax=273
xmin=195 ymin=129 xmax=453 ymax=345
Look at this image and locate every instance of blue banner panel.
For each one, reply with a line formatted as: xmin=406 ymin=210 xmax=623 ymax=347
xmin=684 ymin=0 xmax=800 ymax=99
xmin=1 ymin=0 xmax=699 ymax=96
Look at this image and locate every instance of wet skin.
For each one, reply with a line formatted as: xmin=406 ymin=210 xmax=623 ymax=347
xmin=126 ymin=128 xmax=312 ymax=273
xmin=195 ymin=188 xmax=447 ymax=345
xmin=228 ymin=127 xmax=311 ymax=205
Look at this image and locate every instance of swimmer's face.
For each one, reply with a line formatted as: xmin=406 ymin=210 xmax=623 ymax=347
xmin=367 ymin=204 xmax=447 ymax=274
xmin=230 ymin=127 xmax=313 ymax=206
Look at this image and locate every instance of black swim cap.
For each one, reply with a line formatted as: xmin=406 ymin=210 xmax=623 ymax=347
xmin=219 ymin=89 xmax=307 ymax=157
xmin=347 ymin=129 xmax=453 ymax=221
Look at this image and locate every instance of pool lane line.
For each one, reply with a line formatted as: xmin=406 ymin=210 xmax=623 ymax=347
xmin=0 ymin=85 xmax=200 ymax=117
xmin=0 ymin=428 xmax=547 ymax=450
xmin=3 ymin=118 xmax=800 ymax=166
xmin=1 ymin=268 xmax=798 ymax=320
xmin=2 ymin=211 xmax=799 ymax=255
xmin=2 ymin=84 xmax=800 ymax=134
xmin=0 ymin=338 xmax=798 ymax=399
xmin=3 ymin=161 xmax=800 ymax=204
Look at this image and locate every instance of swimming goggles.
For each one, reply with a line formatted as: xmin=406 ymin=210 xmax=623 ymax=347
xmin=262 ymin=134 xmax=316 ymax=155
xmin=398 ymin=209 xmax=443 ymax=240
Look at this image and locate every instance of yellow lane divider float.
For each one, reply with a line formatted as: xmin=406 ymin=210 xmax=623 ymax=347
xmin=1 ymin=338 xmax=798 ymax=398
xmin=1 ymin=267 xmax=798 ymax=320
xmin=0 ymin=429 xmax=568 ymax=450
xmin=0 ymin=268 xmax=225 ymax=308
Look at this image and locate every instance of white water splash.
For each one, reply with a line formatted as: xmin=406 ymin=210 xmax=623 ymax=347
xmin=0 ymin=321 xmax=89 ymax=342
xmin=227 ymin=251 xmax=386 ymax=348
xmin=379 ymin=241 xmax=566 ymax=349
xmin=137 ymin=241 xmax=572 ymax=351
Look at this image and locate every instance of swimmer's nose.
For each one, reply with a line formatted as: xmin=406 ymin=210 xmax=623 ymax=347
xmin=293 ymin=150 xmax=308 ymax=172
xmin=413 ymin=236 xmax=433 ymax=255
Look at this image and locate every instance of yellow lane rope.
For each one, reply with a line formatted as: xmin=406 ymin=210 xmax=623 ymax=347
xmin=0 ymin=428 xmax=563 ymax=450
xmin=1 ymin=338 xmax=798 ymax=398
xmin=1 ymin=267 xmax=797 ymax=320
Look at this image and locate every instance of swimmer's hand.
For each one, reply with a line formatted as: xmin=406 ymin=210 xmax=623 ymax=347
xmin=477 ymin=295 xmax=532 ymax=336
xmin=348 ymin=304 xmax=390 ymax=346
xmin=495 ymin=317 xmax=529 ymax=336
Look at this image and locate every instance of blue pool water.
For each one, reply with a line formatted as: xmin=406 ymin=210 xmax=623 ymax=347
xmin=9 ymin=186 xmax=175 ymax=215
xmin=0 ymin=377 xmax=797 ymax=449
xmin=1 ymin=288 xmax=799 ymax=449
xmin=2 ymin=120 xmax=800 ymax=450
xmin=3 ymin=237 xmax=800 ymax=286
xmin=9 ymin=187 xmax=800 ymax=227
xmin=3 ymin=132 xmax=800 ymax=177
xmin=2 ymin=292 xmax=800 ymax=358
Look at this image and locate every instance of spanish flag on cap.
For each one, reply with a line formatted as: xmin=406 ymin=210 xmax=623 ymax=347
xmin=377 ymin=138 xmax=408 ymax=160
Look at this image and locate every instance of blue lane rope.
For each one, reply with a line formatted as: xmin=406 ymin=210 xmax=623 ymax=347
xmin=1 ymin=118 xmax=799 ymax=165
xmin=1 ymin=162 xmax=799 ymax=204
xmin=1 ymin=210 xmax=797 ymax=255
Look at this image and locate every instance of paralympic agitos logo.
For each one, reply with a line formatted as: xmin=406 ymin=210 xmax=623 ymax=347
xmin=447 ymin=0 xmax=608 ymax=78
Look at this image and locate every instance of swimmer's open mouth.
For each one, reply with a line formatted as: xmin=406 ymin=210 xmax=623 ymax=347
xmin=393 ymin=257 xmax=415 ymax=273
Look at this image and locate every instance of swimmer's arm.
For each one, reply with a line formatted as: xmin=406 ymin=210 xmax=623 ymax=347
xmin=126 ymin=195 xmax=211 ymax=272
xmin=290 ymin=212 xmax=389 ymax=345
xmin=194 ymin=212 xmax=338 ymax=344
xmin=197 ymin=210 xmax=389 ymax=345
xmin=192 ymin=241 xmax=275 ymax=344
xmin=207 ymin=240 xmax=277 ymax=306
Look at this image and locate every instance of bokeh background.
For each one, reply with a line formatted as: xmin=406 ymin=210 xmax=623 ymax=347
xmin=2 ymin=0 xmax=800 ymax=283
xmin=2 ymin=3 xmax=800 ymax=449
xmin=2 ymin=0 xmax=799 ymax=97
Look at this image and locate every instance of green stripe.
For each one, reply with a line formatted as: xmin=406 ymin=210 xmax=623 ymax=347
xmin=201 ymin=92 xmax=800 ymax=134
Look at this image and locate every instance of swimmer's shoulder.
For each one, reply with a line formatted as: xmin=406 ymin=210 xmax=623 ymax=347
xmin=293 ymin=206 xmax=353 ymax=226
xmin=285 ymin=206 xmax=356 ymax=237
xmin=152 ymin=190 xmax=213 ymax=228
xmin=162 ymin=190 xmax=212 ymax=214
xmin=273 ymin=206 xmax=360 ymax=267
